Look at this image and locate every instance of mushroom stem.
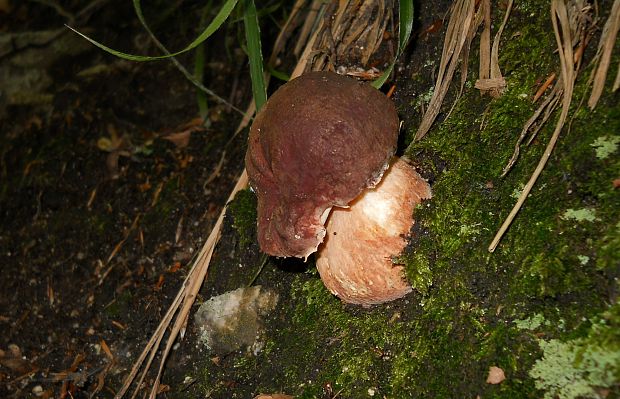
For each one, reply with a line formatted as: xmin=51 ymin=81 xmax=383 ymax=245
xmin=316 ymin=157 xmax=432 ymax=306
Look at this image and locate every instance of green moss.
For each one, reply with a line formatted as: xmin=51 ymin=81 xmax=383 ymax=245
xmin=277 ymin=276 xmax=424 ymax=397
xmin=382 ymin=0 xmax=618 ymax=395
xmin=514 ymin=313 xmax=547 ymax=331
xmin=227 ymin=189 xmax=258 ymax=247
xmin=398 ymin=250 xmax=433 ymax=296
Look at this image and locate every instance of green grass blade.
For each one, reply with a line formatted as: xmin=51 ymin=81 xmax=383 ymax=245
xmin=194 ymin=2 xmax=214 ymax=120
xmin=243 ymin=0 xmax=267 ymax=111
xmin=398 ymin=0 xmax=414 ymax=49
xmin=66 ymin=0 xmax=239 ymax=62
xmin=372 ymin=0 xmax=414 ymax=88
xmin=267 ymin=65 xmax=290 ymax=82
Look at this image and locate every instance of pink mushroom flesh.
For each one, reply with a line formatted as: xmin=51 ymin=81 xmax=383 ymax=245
xmin=316 ymin=157 xmax=432 ymax=306
xmin=245 ymin=71 xmax=398 ymax=258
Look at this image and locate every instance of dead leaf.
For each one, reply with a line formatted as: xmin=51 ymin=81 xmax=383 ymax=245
xmin=486 ymin=366 xmax=506 ymax=384
xmin=138 ymin=179 xmax=151 ymax=193
xmin=254 ymin=395 xmax=294 ymax=399
xmin=0 ymin=344 xmax=35 ymax=374
xmin=533 ymin=73 xmax=556 ymax=102
xmin=162 ymin=117 xmax=206 ymax=148
xmin=163 ymin=130 xmax=192 ymax=149
xmin=169 ymin=262 xmax=182 ymax=273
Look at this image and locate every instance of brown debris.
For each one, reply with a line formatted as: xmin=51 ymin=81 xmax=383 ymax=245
xmin=415 ymin=0 xmax=481 ymax=140
xmin=476 ymin=0 xmax=513 ymax=98
xmin=588 ymin=0 xmax=620 ymax=109
xmin=486 ymin=366 xmax=506 ymax=384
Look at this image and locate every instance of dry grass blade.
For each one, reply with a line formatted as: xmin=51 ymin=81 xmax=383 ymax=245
xmin=414 ymin=0 xmax=476 ymax=141
xmin=474 ymin=77 xmax=508 ymax=91
xmin=588 ymin=0 xmax=620 ymax=109
xmin=479 ymin=0 xmax=491 ymax=83
xmin=488 ymin=0 xmax=512 ymax=96
xmin=146 ymin=171 xmax=248 ymax=399
xmin=455 ymin=0 xmax=484 ymax=105
xmin=268 ymin=0 xmax=305 ymax=66
xmin=488 ymin=0 xmax=584 ymax=253
xmin=293 ymin=0 xmax=324 ymax=57
xmin=476 ymin=0 xmax=512 ymax=97
xmin=305 ymin=0 xmax=395 ymax=75
xmin=501 ymin=83 xmax=562 ymax=177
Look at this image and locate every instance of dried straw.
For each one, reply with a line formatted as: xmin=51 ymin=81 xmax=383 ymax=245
xmin=476 ymin=0 xmax=512 ymax=97
xmin=489 ymin=0 xmax=586 ymax=252
xmin=414 ymin=0 xmax=477 ymax=140
xmin=588 ymin=0 xmax=620 ymax=109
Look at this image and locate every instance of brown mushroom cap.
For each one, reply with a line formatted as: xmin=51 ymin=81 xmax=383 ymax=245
xmin=245 ymin=71 xmax=399 ymax=258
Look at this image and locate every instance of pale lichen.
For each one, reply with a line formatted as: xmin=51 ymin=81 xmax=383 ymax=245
xmin=590 ymin=135 xmax=619 ymax=160
xmin=562 ymin=208 xmax=599 ymax=222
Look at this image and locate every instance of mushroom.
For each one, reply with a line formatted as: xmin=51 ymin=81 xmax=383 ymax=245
xmin=245 ymin=71 xmax=431 ymax=305
xmin=316 ymin=157 xmax=431 ymax=305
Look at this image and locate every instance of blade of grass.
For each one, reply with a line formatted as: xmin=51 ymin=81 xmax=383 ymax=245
xmin=130 ymin=0 xmax=246 ymax=115
xmin=372 ymin=0 xmax=413 ymax=88
xmin=267 ymin=65 xmax=290 ymax=82
xmin=413 ymin=0 xmax=476 ymax=141
xmin=66 ymin=0 xmax=239 ymax=62
xmin=194 ymin=2 xmax=213 ymax=120
xmin=243 ymin=0 xmax=267 ymax=111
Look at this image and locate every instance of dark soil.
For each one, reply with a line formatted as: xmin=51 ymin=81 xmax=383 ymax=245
xmin=0 ymin=1 xmax=259 ymax=397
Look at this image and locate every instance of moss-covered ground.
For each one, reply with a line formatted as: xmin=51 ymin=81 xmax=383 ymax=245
xmin=201 ymin=1 xmax=619 ymax=398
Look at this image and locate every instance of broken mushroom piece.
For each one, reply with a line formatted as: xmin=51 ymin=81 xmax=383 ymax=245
xmin=245 ymin=71 xmax=431 ymax=305
xmin=316 ymin=157 xmax=431 ymax=306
